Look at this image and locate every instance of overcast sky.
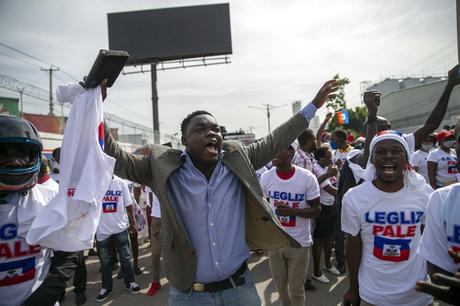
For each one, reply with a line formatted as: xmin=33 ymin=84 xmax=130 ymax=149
xmin=0 ymin=0 xmax=457 ymax=138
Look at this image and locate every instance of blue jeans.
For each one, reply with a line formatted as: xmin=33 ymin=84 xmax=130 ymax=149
xmin=96 ymin=230 xmax=134 ymax=289
xmin=169 ymin=269 xmax=261 ymax=306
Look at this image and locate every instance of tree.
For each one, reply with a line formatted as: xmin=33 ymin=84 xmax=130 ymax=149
xmin=327 ymin=105 xmax=368 ymax=136
xmin=326 ymin=74 xmax=350 ymax=112
xmin=324 ymin=74 xmax=366 ymax=136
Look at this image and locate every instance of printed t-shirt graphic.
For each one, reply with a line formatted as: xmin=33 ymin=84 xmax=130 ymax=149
xmin=419 ymin=183 xmax=460 ymax=273
xmin=427 ymin=148 xmax=458 ymax=186
xmin=260 ymin=166 xmax=320 ymax=247
xmin=0 ymin=193 xmax=51 ymax=306
xmin=96 ymin=176 xmax=134 ymax=241
xmin=341 ymin=181 xmax=433 ymax=306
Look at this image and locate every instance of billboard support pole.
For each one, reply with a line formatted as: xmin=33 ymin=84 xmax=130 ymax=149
xmin=151 ymin=63 xmax=160 ymax=144
xmin=457 ymin=0 xmax=460 ymax=63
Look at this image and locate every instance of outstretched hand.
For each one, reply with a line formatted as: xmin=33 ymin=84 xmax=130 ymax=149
xmin=312 ymin=79 xmax=340 ymax=109
xmin=415 ymin=248 xmax=460 ymax=305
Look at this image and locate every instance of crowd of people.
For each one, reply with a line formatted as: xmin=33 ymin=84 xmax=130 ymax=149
xmin=0 ymin=65 xmax=459 ymax=306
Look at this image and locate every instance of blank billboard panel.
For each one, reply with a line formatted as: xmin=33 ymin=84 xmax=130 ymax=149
xmin=108 ymin=3 xmax=232 ymax=65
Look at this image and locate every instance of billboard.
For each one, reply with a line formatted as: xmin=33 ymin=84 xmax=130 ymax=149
xmin=108 ymin=3 xmax=232 ymax=65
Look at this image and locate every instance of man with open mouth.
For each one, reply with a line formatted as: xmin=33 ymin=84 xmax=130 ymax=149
xmin=100 ymin=79 xmax=339 ymax=305
xmin=342 ymin=131 xmax=434 ymax=306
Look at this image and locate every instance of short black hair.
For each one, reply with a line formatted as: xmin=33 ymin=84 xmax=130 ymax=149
xmin=314 ymin=146 xmax=330 ymax=161
xmin=332 ymin=129 xmax=347 ymax=141
xmin=424 ymin=134 xmax=437 ymax=145
xmin=52 ymin=147 xmax=61 ymax=160
xmin=297 ymin=130 xmax=315 ymax=146
xmin=297 ymin=129 xmax=317 ymax=153
xmin=180 ymin=110 xmax=214 ymax=137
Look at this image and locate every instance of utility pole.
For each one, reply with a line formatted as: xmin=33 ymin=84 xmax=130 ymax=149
xmin=41 ymin=66 xmax=59 ymax=115
xmin=249 ymin=104 xmax=287 ymax=134
xmin=17 ymin=87 xmax=24 ymax=117
xmin=151 ymin=63 xmax=160 ymax=144
xmin=457 ymin=0 xmax=460 ymax=62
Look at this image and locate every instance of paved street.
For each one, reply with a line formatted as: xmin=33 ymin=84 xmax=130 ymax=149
xmin=61 ymin=242 xmax=446 ymax=306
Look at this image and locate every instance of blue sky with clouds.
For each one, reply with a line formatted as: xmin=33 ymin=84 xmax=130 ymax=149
xmin=0 ymin=0 xmax=457 ymax=137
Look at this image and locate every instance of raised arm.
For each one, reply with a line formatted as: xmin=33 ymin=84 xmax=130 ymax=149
xmin=316 ymin=113 xmax=333 ymax=147
xmin=412 ymin=65 xmax=460 ymax=147
xmin=246 ymin=80 xmax=339 ymax=170
xmin=356 ymin=91 xmax=380 ymax=167
xmin=427 ymin=161 xmax=438 ymax=189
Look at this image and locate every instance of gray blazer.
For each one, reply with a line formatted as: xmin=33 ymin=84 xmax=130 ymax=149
xmin=104 ymin=112 xmax=309 ymax=292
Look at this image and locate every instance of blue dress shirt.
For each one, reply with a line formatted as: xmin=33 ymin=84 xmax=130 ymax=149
xmin=167 ymin=152 xmax=249 ymax=283
xmin=166 ymin=103 xmax=317 ymax=283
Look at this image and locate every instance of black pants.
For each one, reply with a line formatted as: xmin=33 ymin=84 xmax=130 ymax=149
xmin=23 ymin=251 xmax=79 ymax=306
xmin=73 ymin=251 xmax=87 ymax=294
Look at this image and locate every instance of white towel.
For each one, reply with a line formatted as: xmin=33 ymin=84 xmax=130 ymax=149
xmin=25 ymin=83 xmax=115 ymax=251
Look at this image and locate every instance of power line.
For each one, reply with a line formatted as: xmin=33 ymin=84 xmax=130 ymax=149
xmin=0 ymin=44 xmax=147 ymax=120
xmin=403 ymin=43 xmax=456 ymax=74
xmin=0 ymin=42 xmax=57 ymax=68
xmin=0 ymin=49 xmax=43 ymax=68
xmin=0 ymin=73 xmax=153 ymax=135
xmin=0 ymin=42 xmax=79 ymax=82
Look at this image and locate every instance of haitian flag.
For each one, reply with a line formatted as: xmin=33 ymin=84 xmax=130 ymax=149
xmin=0 ymin=257 xmax=36 ymax=286
xmin=337 ymin=110 xmax=349 ymax=125
xmin=102 ymin=202 xmax=117 ymax=213
xmin=277 ymin=214 xmax=296 ymax=227
xmin=98 ymin=122 xmax=105 ymax=150
xmin=373 ymin=235 xmax=410 ymax=262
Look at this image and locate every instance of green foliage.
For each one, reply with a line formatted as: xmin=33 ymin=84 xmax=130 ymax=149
xmin=326 ymin=74 xmax=350 ymax=112
xmin=327 ymin=105 xmax=368 ymax=135
xmin=324 ymin=74 xmax=366 ymax=136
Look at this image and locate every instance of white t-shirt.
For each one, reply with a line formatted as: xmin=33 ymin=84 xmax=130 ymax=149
xmin=0 ymin=192 xmax=51 ymax=306
xmin=49 ymin=171 xmax=59 ymax=184
xmin=143 ymin=186 xmax=152 ymax=208
xmin=255 ymin=166 xmax=268 ymax=181
xmin=37 ymin=177 xmax=59 ymax=205
xmin=410 ymin=150 xmax=430 ymax=183
xmin=341 ymin=182 xmax=433 ymax=306
xmin=125 ymin=179 xmax=134 ymax=195
xmin=149 ymin=190 xmax=161 ymax=218
xmin=418 ymin=183 xmax=460 ymax=273
xmin=427 ymin=148 xmax=458 ymax=187
xmin=333 ymin=145 xmax=353 ymax=163
xmin=292 ymin=149 xmax=315 ymax=173
xmin=260 ymin=166 xmax=320 ymax=247
xmin=314 ymin=163 xmax=336 ymax=206
xmin=96 ymin=176 xmax=134 ymax=241
xmin=404 ymin=133 xmax=416 ymax=155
